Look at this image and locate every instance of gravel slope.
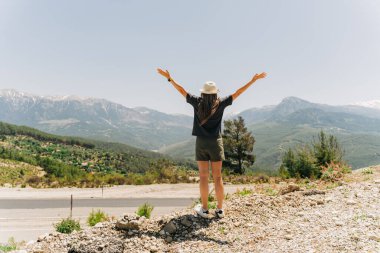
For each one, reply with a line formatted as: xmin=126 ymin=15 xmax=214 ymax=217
xmin=23 ymin=166 xmax=380 ymax=253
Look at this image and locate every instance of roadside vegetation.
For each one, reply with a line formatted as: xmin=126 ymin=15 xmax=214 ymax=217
xmin=54 ymin=217 xmax=81 ymax=234
xmin=136 ymin=203 xmax=154 ymax=218
xmin=0 ymin=237 xmax=17 ymax=252
xmin=87 ymin=209 xmax=109 ymax=226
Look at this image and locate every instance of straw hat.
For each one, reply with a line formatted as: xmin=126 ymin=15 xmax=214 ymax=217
xmin=200 ymin=81 xmax=219 ymax=94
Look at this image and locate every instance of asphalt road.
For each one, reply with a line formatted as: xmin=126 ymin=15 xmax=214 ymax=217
xmin=0 ymin=197 xmax=196 ymax=209
xmin=0 ymin=197 xmax=196 ymax=243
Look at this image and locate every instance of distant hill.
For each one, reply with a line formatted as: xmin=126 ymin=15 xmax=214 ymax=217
xmin=161 ymin=97 xmax=380 ymax=170
xmin=0 ymin=89 xmax=192 ymax=150
xmin=239 ymin=96 xmax=380 ymax=124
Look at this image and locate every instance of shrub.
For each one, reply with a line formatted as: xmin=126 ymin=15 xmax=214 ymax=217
xmin=265 ymin=187 xmax=278 ymax=196
xmin=26 ymin=175 xmax=42 ymax=185
xmin=208 ymin=188 xmax=216 ymax=202
xmin=294 ymin=146 xmax=319 ymax=178
xmin=361 ymin=168 xmax=373 ymax=175
xmin=313 ymin=131 xmax=344 ymax=167
xmin=106 ymin=174 xmax=126 ymax=185
xmin=282 ymin=146 xmax=317 ymax=178
xmin=236 ymin=187 xmax=253 ymax=196
xmin=192 ymin=189 xmax=217 ymax=209
xmin=136 ymin=203 xmax=154 ymax=218
xmin=87 ymin=209 xmax=109 ymax=226
xmin=54 ymin=217 xmax=81 ymax=234
xmin=280 ymin=131 xmax=347 ymax=179
xmin=278 ymin=164 xmax=290 ymax=179
xmin=254 ymin=174 xmax=270 ymax=183
xmin=208 ymin=201 xmax=217 ymax=209
xmin=320 ymin=162 xmax=351 ymax=182
xmin=0 ymin=237 xmax=17 ymax=252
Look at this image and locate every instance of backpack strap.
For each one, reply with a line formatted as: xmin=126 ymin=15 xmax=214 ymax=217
xmin=199 ymin=103 xmax=219 ymax=126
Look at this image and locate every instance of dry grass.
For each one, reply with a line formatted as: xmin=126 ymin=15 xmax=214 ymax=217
xmin=0 ymin=158 xmax=45 ymax=186
xmin=229 ymin=166 xmax=380 ymax=197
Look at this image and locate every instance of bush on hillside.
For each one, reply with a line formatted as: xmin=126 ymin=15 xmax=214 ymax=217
xmin=147 ymin=159 xmax=191 ymax=184
xmin=361 ymin=168 xmax=373 ymax=175
xmin=26 ymin=175 xmax=43 ymax=185
xmin=280 ymin=131 xmax=348 ymax=179
xmin=320 ymin=162 xmax=351 ymax=182
xmin=105 ymin=173 xmax=127 ymax=185
xmin=313 ymin=131 xmax=344 ymax=167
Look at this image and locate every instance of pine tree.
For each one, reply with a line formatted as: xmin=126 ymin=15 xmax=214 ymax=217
xmin=312 ymin=130 xmax=344 ymax=167
xmin=223 ymin=116 xmax=255 ymax=174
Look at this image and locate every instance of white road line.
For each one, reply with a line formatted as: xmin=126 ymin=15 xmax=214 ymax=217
xmin=0 ymin=229 xmax=53 ymax=231
xmin=0 ymin=216 xmax=88 ymax=221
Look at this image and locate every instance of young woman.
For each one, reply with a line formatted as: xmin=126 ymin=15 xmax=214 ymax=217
xmin=157 ymin=68 xmax=267 ymax=218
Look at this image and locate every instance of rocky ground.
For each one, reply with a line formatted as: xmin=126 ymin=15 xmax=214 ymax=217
xmin=12 ymin=166 xmax=380 ymax=253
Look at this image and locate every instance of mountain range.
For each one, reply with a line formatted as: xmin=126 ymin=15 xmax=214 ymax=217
xmin=0 ymin=89 xmax=192 ymax=150
xmin=1 ymin=89 xmax=380 ymax=170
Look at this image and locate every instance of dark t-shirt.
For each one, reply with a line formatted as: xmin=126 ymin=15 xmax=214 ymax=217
xmin=186 ymin=93 xmax=233 ymax=137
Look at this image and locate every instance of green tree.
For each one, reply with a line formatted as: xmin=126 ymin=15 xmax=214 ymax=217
xmin=282 ymin=148 xmax=296 ymax=177
xmin=295 ymin=146 xmax=319 ymax=178
xmin=223 ymin=116 xmax=255 ymax=174
xmin=313 ymin=130 xmax=344 ymax=167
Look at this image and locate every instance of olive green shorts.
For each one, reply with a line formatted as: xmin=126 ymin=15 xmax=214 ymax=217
xmin=195 ymin=136 xmax=225 ymax=161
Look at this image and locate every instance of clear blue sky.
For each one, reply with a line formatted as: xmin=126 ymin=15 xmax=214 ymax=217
xmin=1 ymin=0 xmax=379 ymax=115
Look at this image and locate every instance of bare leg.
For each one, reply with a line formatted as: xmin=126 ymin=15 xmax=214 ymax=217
xmin=211 ymin=161 xmax=224 ymax=209
xmin=197 ymin=161 xmax=209 ymax=210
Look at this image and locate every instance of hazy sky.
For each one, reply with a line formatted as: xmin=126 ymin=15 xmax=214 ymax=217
xmin=1 ymin=0 xmax=380 ymax=115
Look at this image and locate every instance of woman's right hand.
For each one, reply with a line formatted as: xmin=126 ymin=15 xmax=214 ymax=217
xmin=157 ymin=68 xmax=171 ymax=80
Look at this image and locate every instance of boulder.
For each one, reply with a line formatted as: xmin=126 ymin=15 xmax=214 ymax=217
xmin=162 ymin=221 xmax=177 ymax=234
xmin=180 ymin=217 xmax=192 ymax=227
xmin=115 ymin=214 xmax=142 ymax=230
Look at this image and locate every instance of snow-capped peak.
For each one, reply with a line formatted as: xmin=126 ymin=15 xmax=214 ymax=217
xmin=0 ymin=89 xmax=36 ymax=98
xmin=353 ymin=100 xmax=380 ymax=110
xmin=0 ymin=89 xmax=93 ymax=102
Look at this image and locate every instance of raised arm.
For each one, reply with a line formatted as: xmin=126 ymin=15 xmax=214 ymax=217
xmin=231 ymin=72 xmax=267 ymax=100
xmin=157 ymin=68 xmax=187 ymax=97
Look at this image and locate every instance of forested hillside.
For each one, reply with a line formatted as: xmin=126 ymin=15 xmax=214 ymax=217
xmin=0 ymin=122 xmax=195 ymax=187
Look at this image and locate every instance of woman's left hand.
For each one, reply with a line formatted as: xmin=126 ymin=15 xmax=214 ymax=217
xmin=157 ymin=68 xmax=171 ymax=80
xmin=252 ymin=72 xmax=267 ymax=82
